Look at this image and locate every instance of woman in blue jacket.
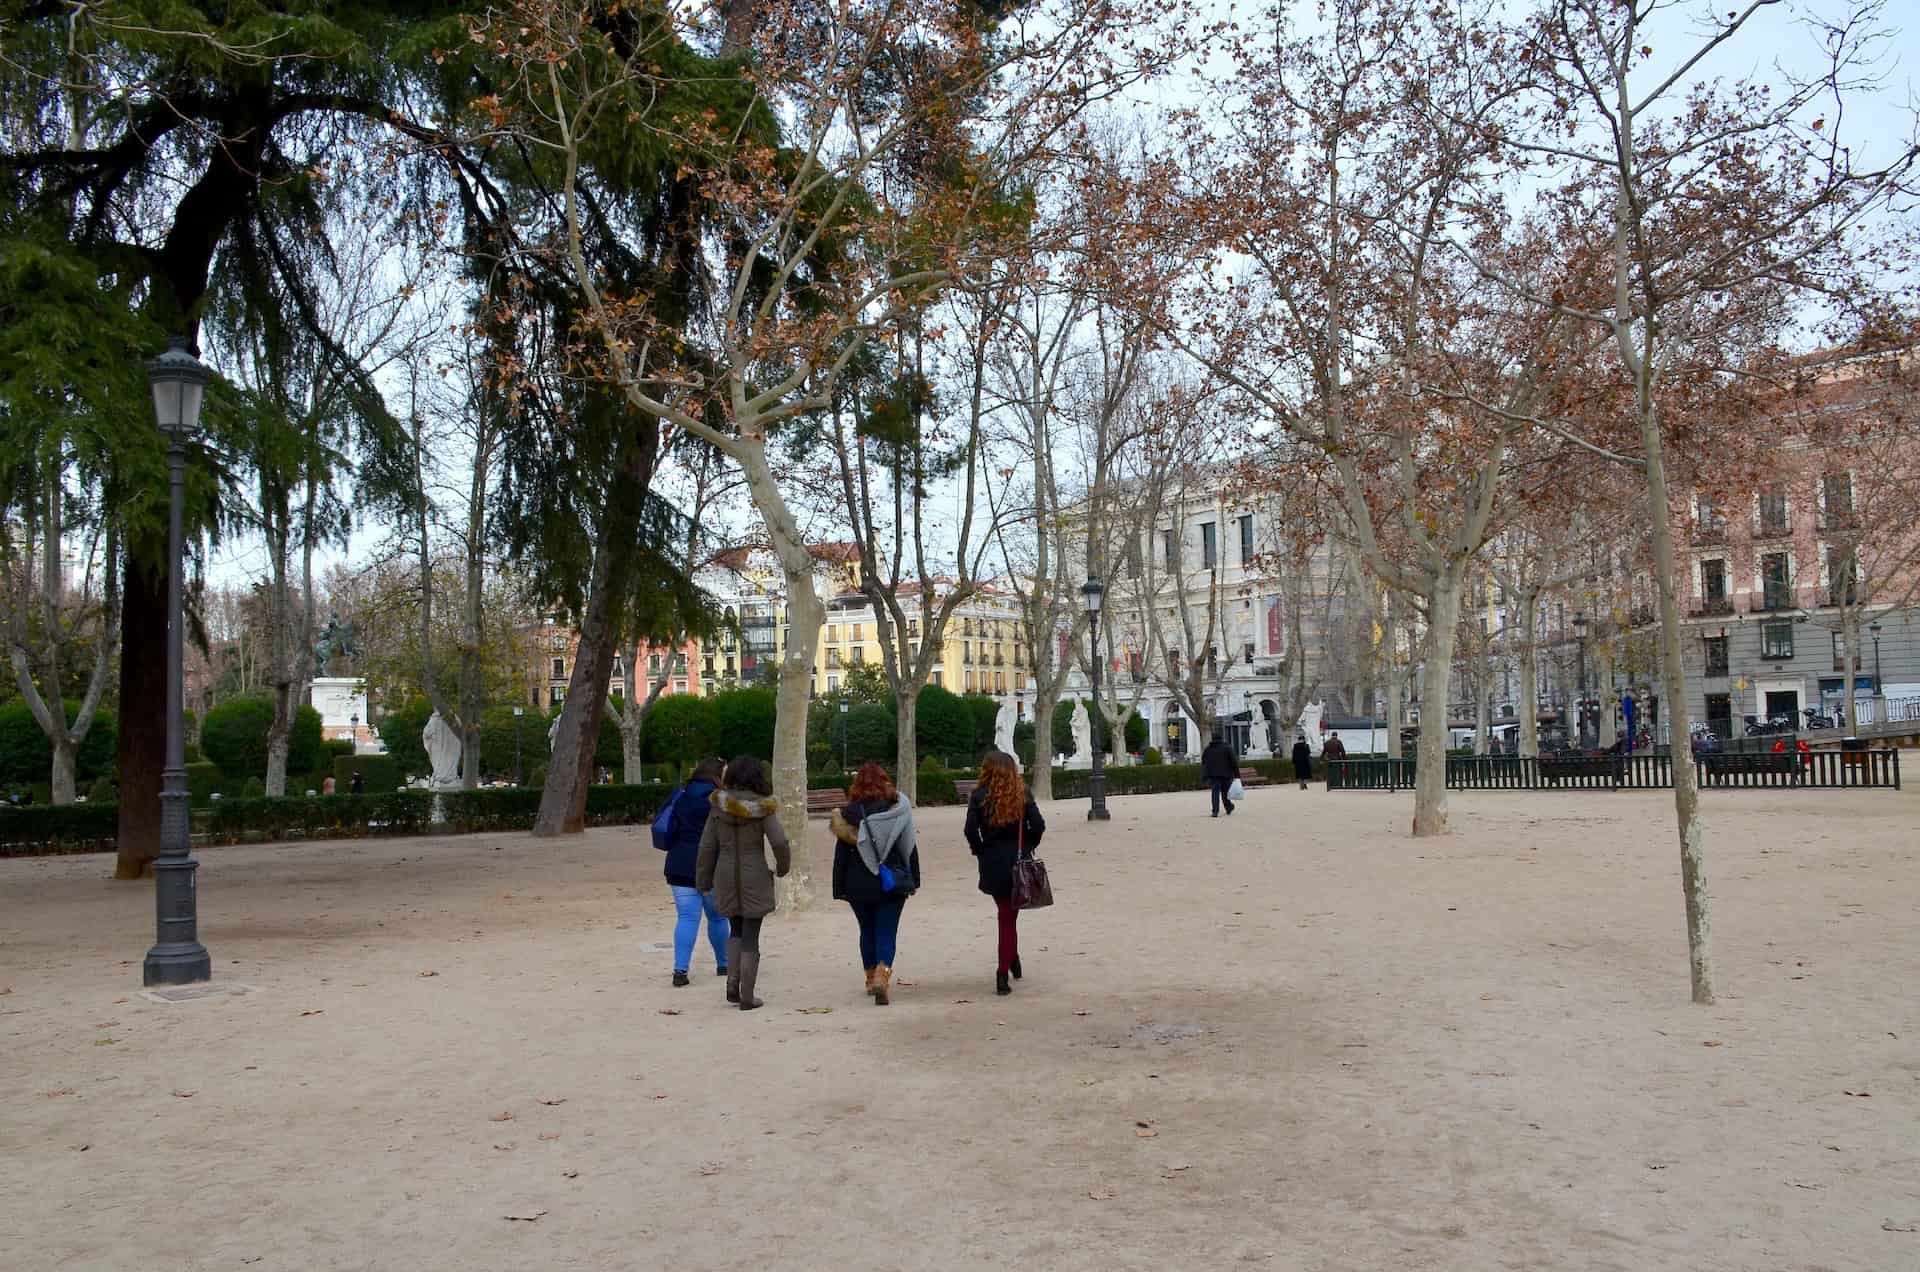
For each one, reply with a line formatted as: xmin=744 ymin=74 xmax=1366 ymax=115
xmin=664 ymin=757 xmax=729 ymax=986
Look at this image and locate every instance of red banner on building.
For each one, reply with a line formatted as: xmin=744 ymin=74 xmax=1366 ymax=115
xmin=1266 ymin=597 xmax=1284 ymax=655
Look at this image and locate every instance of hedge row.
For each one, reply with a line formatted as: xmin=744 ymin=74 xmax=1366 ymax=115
xmin=0 ymin=783 xmax=679 ymax=857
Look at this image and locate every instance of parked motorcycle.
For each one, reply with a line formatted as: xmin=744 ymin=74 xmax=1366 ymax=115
xmin=1743 ymin=713 xmax=1795 ymax=736
xmin=1801 ymin=707 xmax=1838 ymax=731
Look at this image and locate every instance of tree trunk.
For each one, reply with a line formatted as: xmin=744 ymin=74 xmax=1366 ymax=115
xmin=1640 ymin=409 xmax=1714 ymax=1004
xmin=622 ymin=721 xmax=644 ymax=785
xmin=1518 ymin=597 xmax=1540 ymax=758
xmin=894 ymin=684 xmax=919 ymax=803
xmin=50 ymin=736 xmax=77 ymax=805
xmin=1842 ymin=603 xmax=1860 ymax=733
xmin=115 ymin=559 xmax=166 ymax=879
xmin=1597 ymin=647 xmax=1617 ymax=750
xmin=1411 ymin=572 xmax=1465 ymax=837
xmin=1029 ymin=681 xmax=1060 ymax=800
xmin=1474 ymin=635 xmax=1492 ymax=754
xmin=264 ymin=497 xmax=292 ymax=798
xmin=535 ymin=546 xmax=629 ymax=833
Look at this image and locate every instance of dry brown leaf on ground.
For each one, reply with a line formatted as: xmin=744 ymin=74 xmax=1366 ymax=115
xmin=490 ymin=1111 xmax=514 ymax=1122
xmin=1882 ymin=1220 xmax=1918 ymax=1233
xmin=1088 ymin=1189 xmax=1115 ymax=1200
xmin=538 ymin=1133 xmax=560 ymax=1141
xmin=698 ymin=1163 xmax=723 ymax=1176
xmin=299 ymin=1010 xmax=323 ymax=1017
xmin=657 ymin=1008 xmax=681 ymax=1016
xmin=796 ymin=1007 xmax=833 ymax=1014
xmin=171 ymin=1089 xmax=197 ymax=1098
xmin=1134 ymin=1128 xmax=1159 ymax=1138
xmin=1844 ymin=1090 xmax=1872 ymax=1097
xmin=537 ymin=1098 xmax=566 ymax=1106
xmin=502 ymin=1210 xmax=547 ymax=1222
xmin=562 ymin=1170 xmax=579 ymax=1179
xmin=418 ymin=970 xmax=438 ymax=978
xmin=493 ymin=1142 xmax=515 ymax=1151
xmin=1702 ymin=1040 xmax=1724 ymax=1047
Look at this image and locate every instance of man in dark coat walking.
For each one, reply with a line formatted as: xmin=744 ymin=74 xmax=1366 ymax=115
xmin=1291 ymin=735 xmax=1314 ymax=789
xmin=1201 ymin=734 xmax=1238 ymax=817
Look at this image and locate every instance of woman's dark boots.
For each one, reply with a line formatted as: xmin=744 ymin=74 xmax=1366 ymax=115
xmin=737 ymin=950 xmax=763 ymax=1010
xmin=725 ymin=936 xmax=743 ymax=1003
xmin=1010 ymin=956 xmax=1022 ymax=980
xmin=996 ymin=970 xmax=1012 ymax=996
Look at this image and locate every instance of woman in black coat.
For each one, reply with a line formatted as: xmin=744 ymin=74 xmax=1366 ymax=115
xmin=1291 ymin=735 xmax=1314 ymax=789
xmin=964 ymin=751 xmax=1046 ymax=997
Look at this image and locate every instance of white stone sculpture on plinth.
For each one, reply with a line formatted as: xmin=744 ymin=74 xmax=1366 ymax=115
xmin=1296 ymin=700 xmax=1325 ymax=755
xmin=1067 ymin=700 xmax=1094 ymax=770
xmin=995 ymin=698 xmax=1016 ymax=756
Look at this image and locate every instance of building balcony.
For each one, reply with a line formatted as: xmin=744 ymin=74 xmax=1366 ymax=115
xmin=1751 ymin=592 xmax=1796 ymax=614
xmin=1688 ymin=597 xmax=1735 ymax=619
xmin=1691 ymin=522 xmax=1727 ymax=545
xmin=1752 ymin=520 xmax=1794 ymax=542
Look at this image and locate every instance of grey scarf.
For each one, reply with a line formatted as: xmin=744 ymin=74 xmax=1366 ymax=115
xmin=856 ymin=795 xmax=916 ymax=877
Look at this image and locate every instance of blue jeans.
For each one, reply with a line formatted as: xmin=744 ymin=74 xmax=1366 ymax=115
xmin=1210 ymin=779 xmax=1235 ymax=815
xmin=670 ymin=885 xmax=731 ymax=973
xmin=849 ymin=896 xmax=907 ymax=968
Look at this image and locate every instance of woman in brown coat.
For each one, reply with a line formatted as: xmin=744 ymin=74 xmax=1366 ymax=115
xmin=695 ymin=755 xmax=792 ymax=1011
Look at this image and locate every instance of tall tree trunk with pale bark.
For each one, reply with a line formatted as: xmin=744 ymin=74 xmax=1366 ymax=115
xmin=1412 ymin=571 xmax=1465 ymax=836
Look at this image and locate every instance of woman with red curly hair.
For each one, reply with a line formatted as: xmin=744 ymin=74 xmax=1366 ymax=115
xmin=965 ymin=750 xmax=1046 ymax=996
xmin=830 ymin=762 xmax=920 ymax=1005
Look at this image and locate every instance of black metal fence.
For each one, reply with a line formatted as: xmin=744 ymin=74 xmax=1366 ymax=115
xmin=1328 ymin=750 xmax=1901 ymax=792
xmin=1326 ymin=759 xmax=1416 ymax=790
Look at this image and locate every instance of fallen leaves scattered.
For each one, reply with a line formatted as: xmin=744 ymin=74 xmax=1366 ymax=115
xmin=299 ymin=1010 xmax=324 ymax=1018
xmin=418 ymin=970 xmax=438 ymax=978
xmin=1883 ymin=1220 xmax=1918 ymax=1233
xmin=171 ymin=1089 xmax=197 ymax=1099
xmin=502 ymin=1210 xmax=547 ymax=1222
xmin=1088 ymin=1189 xmax=1114 ymax=1200
xmin=796 ymin=1007 xmax=833 ymax=1015
xmin=41 ymin=1088 xmax=75 ymax=1098
xmin=537 ymin=1098 xmax=567 ymax=1107
xmin=490 ymin=1112 xmax=515 ymax=1123
xmin=698 ymin=1163 xmax=724 ymax=1176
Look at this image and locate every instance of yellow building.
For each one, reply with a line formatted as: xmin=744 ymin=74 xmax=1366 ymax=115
xmin=814 ymin=584 xmax=1030 ymax=699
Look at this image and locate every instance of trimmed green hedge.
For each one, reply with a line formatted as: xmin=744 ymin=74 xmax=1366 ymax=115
xmin=1 ymin=781 xmax=680 ymax=856
xmin=334 ymin=753 xmax=404 ymax=794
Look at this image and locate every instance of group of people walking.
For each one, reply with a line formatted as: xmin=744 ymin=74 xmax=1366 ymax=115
xmin=1200 ymin=731 xmax=1326 ymax=814
xmin=654 ymin=750 xmax=1046 ymax=1011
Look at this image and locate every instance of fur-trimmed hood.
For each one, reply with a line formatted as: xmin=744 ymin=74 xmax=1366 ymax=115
xmin=711 ymin=789 xmax=780 ymax=821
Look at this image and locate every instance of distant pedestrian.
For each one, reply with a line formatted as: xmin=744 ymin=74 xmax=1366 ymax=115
xmin=1291 ymin=735 xmax=1313 ymax=789
xmin=831 ymin=762 xmax=919 ymax=1006
xmin=1323 ymin=734 xmax=1348 ymax=763
xmin=695 ymin=754 xmax=791 ymax=1011
xmin=661 ymin=757 xmax=729 ymax=988
xmin=965 ymin=751 xmax=1047 ymax=997
xmin=1201 ymin=734 xmax=1238 ymax=817
xmin=349 ymin=770 xmax=364 ymax=795
xmin=323 ymin=776 xmax=336 ymax=796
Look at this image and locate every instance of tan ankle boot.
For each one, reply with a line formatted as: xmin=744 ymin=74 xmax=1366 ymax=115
xmin=873 ymin=965 xmax=892 ymax=1006
xmin=864 ymin=965 xmax=878 ymax=995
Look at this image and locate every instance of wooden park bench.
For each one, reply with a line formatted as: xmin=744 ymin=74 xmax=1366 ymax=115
xmin=953 ymin=779 xmax=979 ymax=801
xmin=1237 ymin=767 xmax=1272 ymax=788
xmin=806 ymin=787 xmax=847 ymax=818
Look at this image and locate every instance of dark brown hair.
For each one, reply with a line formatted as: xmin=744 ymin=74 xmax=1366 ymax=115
xmin=691 ymin=756 xmax=725 ymax=784
xmin=848 ymin=761 xmax=897 ymax=804
xmin=977 ymin=751 xmax=1026 ymax=827
xmin=724 ymin=754 xmax=772 ymax=796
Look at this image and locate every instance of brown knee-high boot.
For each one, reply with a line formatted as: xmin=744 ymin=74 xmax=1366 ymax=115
xmin=725 ymin=936 xmax=743 ymax=1003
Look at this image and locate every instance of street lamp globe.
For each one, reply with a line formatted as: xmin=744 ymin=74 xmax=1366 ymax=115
xmin=1571 ymin=611 xmax=1588 ymax=638
xmin=1081 ymin=576 xmax=1104 ymax=616
xmin=147 ymin=337 xmax=209 ymax=437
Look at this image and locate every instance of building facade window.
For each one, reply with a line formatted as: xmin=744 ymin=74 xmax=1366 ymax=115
xmin=1827 ymin=546 xmax=1857 ymax=607
xmin=1239 ymin=514 xmax=1254 ymax=565
xmin=827 ymin=624 xmax=839 ymax=643
xmin=551 ymin=657 xmax=566 ymax=679
xmin=1761 ymin=551 xmax=1792 ymax=610
xmin=1703 ymin=634 xmax=1729 ymax=677
xmin=550 ymin=686 xmax=565 ymax=707
xmin=1702 ymin=558 xmax=1728 ymax=604
xmin=1822 ymin=471 xmax=1854 ymax=526
xmin=1757 ymin=487 xmax=1789 ymax=537
xmin=1201 ymin=522 xmax=1217 ymax=569
xmin=649 ymin=653 xmax=662 ymax=674
xmin=1163 ymin=529 xmax=1177 ymax=571
xmin=1762 ymin=619 xmax=1794 ymax=661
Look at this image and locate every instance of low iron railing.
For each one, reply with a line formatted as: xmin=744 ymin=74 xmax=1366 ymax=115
xmin=1330 ymin=751 xmax=1901 ymax=792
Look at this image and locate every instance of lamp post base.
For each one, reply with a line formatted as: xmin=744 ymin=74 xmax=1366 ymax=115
xmin=1086 ymin=770 xmax=1111 ymax=821
xmin=143 ymin=942 xmax=212 ymax=986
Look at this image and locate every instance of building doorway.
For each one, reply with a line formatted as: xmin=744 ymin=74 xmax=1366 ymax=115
xmin=1704 ymin=693 xmax=1732 ymax=739
xmin=1763 ymin=688 xmax=1801 ymax=724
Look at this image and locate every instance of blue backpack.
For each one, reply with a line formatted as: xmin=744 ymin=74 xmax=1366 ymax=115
xmin=650 ymin=786 xmax=684 ymax=851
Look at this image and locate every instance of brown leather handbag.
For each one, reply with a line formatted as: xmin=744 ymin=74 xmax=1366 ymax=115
xmin=1010 ymin=812 xmax=1053 ymax=910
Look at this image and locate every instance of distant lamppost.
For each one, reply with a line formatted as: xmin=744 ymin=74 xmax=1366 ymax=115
xmin=143 ymin=338 xmax=212 ymax=987
xmin=1870 ymin=619 xmax=1883 ymax=691
xmin=1082 ymin=577 xmax=1110 ymax=821
xmin=839 ymin=698 xmax=850 ymax=772
xmin=512 ymin=706 xmax=525 ymax=783
xmin=1572 ymin=611 xmax=1590 ymax=750
xmin=348 ymin=712 xmax=359 ymax=748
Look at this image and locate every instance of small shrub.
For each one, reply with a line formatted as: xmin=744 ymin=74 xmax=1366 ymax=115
xmin=240 ymin=776 xmax=265 ymax=799
xmin=915 ymin=769 xmax=959 ymax=805
xmin=1142 ymin=746 xmax=1164 ymax=766
xmin=86 ymin=775 xmax=115 ymax=804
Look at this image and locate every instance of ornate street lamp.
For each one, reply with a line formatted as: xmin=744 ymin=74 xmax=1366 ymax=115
xmin=1870 ymin=620 xmax=1884 ymax=699
xmin=839 ymin=698 xmax=850 ymax=772
xmin=143 ymin=338 xmax=212 ymax=986
xmin=1572 ymin=611 xmax=1590 ymax=751
xmin=1082 ymin=577 xmax=1110 ymax=821
xmin=512 ymin=706 xmax=524 ymax=783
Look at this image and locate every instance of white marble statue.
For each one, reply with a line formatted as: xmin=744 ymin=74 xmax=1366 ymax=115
xmin=548 ymin=712 xmax=562 ymax=753
xmin=1068 ymin=700 xmax=1094 ymax=770
xmin=423 ymin=710 xmax=463 ymax=790
xmin=995 ymin=698 xmax=1016 ymax=756
xmin=1296 ymin=700 xmax=1325 ymax=755
xmin=1246 ymin=711 xmax=1271 ymax=759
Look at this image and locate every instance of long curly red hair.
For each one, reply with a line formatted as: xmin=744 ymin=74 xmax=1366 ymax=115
xmin=848 ymin=761 xmax=897 ymax=803
xmin=977 ymin=751 xmax=1026 ymax=827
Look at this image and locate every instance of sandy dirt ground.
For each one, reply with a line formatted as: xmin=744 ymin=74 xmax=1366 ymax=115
xmin=3 ymin=783 xmax=1918 ymax=1272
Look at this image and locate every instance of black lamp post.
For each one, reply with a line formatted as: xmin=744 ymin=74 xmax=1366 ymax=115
xmin=1082 ymin=577 xmax=1110 ymax=821
xmin=1572 ymin=611 xmax=1590 ymax=751
xmin=143 ymin=338 xmax=212 ymax=987
xmin=839 ymin=698 xmax=850 ymax=772
xmin=512 ymin=706 xmax=524 ymax=783
xmin=1871 ymin=620 xmax=1883 ymax=696
xmin=349 ymin=711 xmax=358 ymax=745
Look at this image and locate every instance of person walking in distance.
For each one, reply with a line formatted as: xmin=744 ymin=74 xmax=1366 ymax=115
xmin=965 ymin=751 xmax=1047 ymax=997
xmin=1201 ymin=732 xmax=1238 ymax=817
xmin=695 ymin=755 xmax=791 ymax=1011
xmin=1291 ymin=734 xmax=1314 ymax=790
xmin=830 ymin=762 xmax=920 ymax=1006
xmin=662 ymin=757 xmax=729 ymax=988
xmin=1322 ymin=733 xmax=1347 ymax=764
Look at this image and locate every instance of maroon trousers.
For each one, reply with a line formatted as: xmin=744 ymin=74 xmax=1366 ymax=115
xmin=994 ymin=894 xmax=1020 ymax=973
